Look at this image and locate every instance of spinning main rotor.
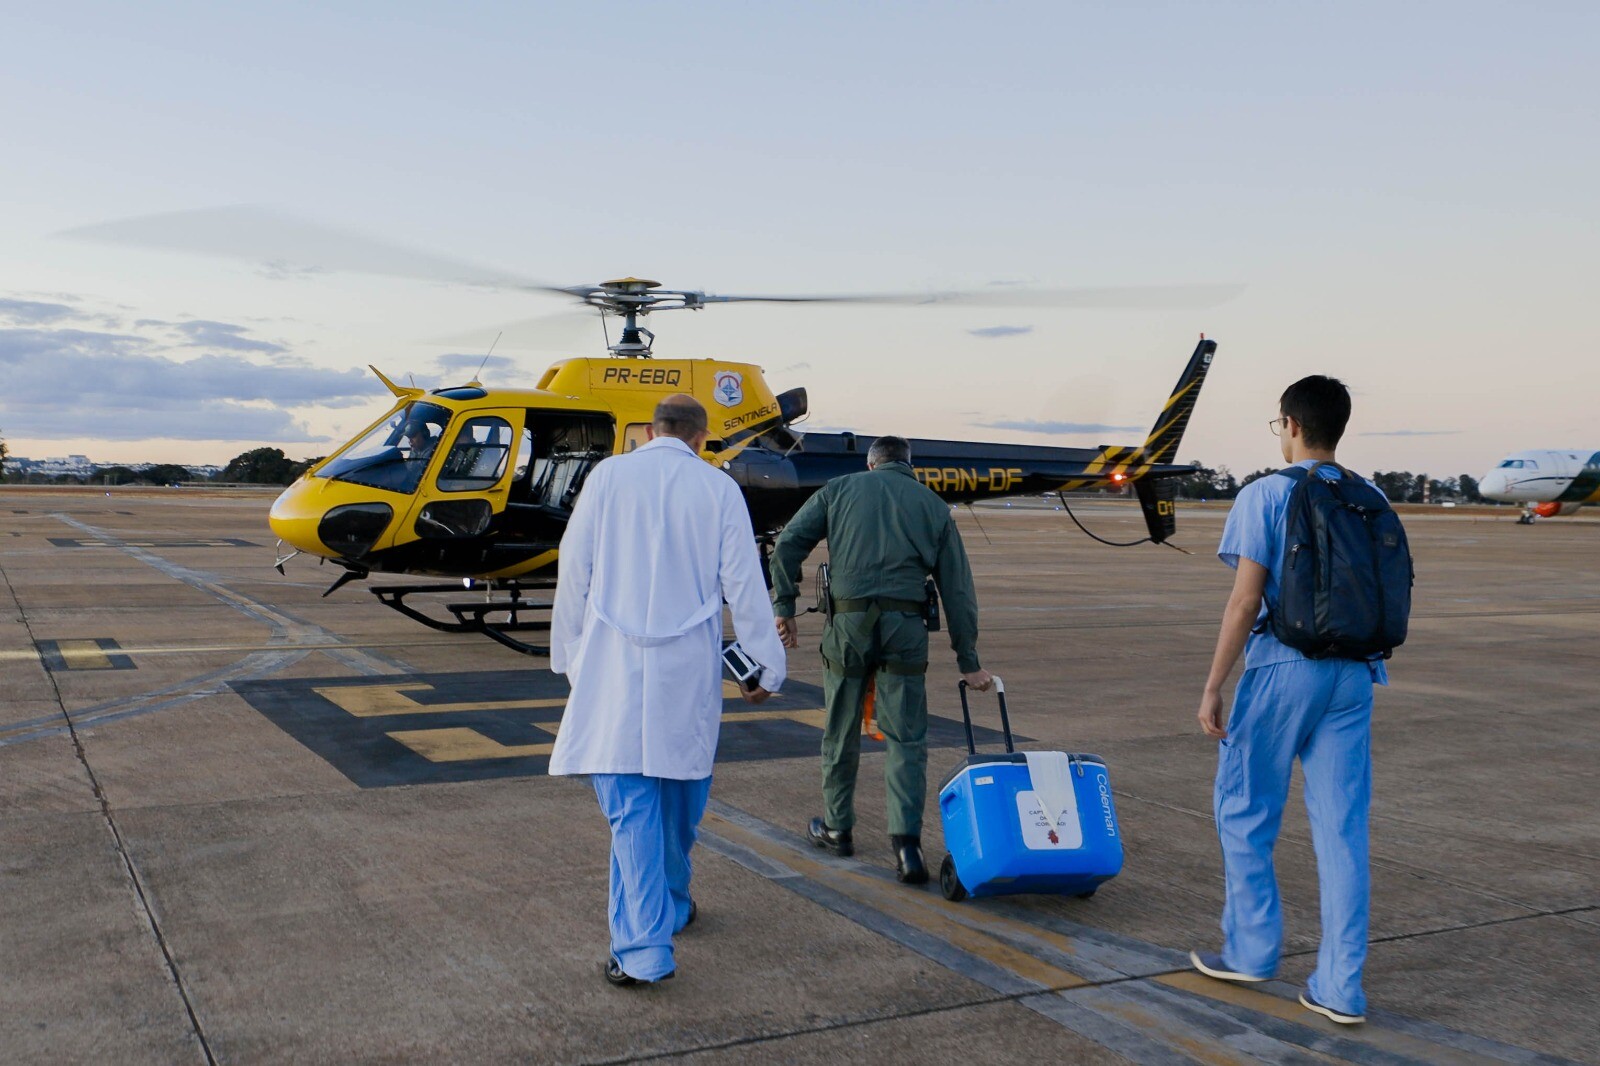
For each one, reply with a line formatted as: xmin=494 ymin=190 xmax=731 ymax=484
xmin=64 ymin=205 xmax=1243 ymax=360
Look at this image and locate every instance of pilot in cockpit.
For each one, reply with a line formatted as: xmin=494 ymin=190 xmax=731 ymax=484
xmin=403 ymin=420 xmax=439 ymax=460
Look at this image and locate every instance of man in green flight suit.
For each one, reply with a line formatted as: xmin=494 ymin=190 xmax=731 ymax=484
xmin=771 ymin=435 xmax=993 ymax=884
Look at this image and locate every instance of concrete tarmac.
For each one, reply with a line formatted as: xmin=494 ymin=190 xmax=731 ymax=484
xmin=1 ymin=486 xmax=1595 ymax=1064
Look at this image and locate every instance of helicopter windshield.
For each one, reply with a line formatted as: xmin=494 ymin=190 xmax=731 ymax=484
xmin=316 ymin=401 xmax=451 ymax=494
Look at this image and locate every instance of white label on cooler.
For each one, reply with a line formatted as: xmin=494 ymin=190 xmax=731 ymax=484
xmin=1016 ymin=790 xmax=1084 ymax=850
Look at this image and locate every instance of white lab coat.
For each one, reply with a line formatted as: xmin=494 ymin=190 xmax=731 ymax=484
xmin=547 ymin=435 xmax=786 ymax=780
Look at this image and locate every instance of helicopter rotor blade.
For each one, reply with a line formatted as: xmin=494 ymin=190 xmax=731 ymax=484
xmin=695 ymin=283 xmax=1244 ymax=309
xmin=428 ymin=308 xmax=605 ymax=352
xmin=59 ymin=205 xmax=577 ymax=297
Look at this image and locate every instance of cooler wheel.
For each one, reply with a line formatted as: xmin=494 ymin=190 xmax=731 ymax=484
xmin=939 ymin=854 xmax=968 ymax=902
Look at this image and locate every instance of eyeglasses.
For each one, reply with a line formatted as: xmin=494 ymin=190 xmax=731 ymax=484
xmin=1268 ymin=416 xmax=1287 ymax=437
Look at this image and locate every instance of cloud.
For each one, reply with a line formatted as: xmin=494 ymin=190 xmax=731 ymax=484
xmin=975 ymin=418 xmax=1141 ymax=435
xmin=0 ymin=322 xmax=380 ymax=442
xmin=967 ymin=325 xmax=1034 ymax=339
xmin=165 ymin=319 xmax=288 ymax=354
xmin=0 ymin=298 xmax=78 ymax=325
xmin=434 ymin=352 xmax=519 ymax=373
xmin=1358 ymin=429 xmax=1462 ymax=437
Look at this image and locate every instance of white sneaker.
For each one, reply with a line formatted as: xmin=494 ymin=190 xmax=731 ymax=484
xmin=1300 ymin=991 xmax=1365 ymax=1025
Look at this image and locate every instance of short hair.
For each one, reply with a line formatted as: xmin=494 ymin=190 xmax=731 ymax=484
xmin=652 ymin=395 xmax=708 ymax=441
xmin=867 ymin=435 xmax=912 ymax=466
xmin=1279 ymin=375 xmax=1351 ymax=450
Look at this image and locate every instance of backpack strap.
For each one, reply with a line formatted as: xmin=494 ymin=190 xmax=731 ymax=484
xmin=1279 ymin=461 xmax=1349 ymax=483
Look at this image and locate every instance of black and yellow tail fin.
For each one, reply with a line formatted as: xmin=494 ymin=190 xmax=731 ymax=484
xmin=1139 ymin=335 xmax=1217 ymax=465
xmin=1127 ymin=336 xmax=1216 ymax=544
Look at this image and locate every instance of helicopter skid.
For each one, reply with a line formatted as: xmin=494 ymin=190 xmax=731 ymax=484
xmin=371 ymin=582 xmax=556 ymax=656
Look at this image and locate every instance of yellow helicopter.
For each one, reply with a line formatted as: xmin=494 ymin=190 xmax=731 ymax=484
xmin=70 ymin=208 xmax=1231 ymax=654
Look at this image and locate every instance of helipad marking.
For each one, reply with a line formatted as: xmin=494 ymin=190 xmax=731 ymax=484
xmin=231 ymin=669 xmax=1017 ymax=788
xmin=387 ymin=725 xmax=557 ymax=761
xmin=314 ymin=684 xmax=568 ymax=718
xmin=36 ymin=638 xmax=135 ymax=671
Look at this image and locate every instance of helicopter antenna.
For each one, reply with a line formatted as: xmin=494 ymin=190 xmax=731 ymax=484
xmin=408 ymin=373 xmax=417 ymax=388
xmin=473 ymin=332 xmax=501 ymax=384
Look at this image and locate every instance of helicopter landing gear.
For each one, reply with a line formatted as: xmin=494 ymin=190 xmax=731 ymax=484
xmin=370 ymin=579 xmax=558 ymax=656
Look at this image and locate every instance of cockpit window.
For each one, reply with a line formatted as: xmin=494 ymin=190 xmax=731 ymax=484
xmin=437 ymin=416 xmax=514 ymax=492
xmin=317 ymin=401 xmax=451 ymax=494
xmin=1498 ymin=459 xmax=1536 ymax=469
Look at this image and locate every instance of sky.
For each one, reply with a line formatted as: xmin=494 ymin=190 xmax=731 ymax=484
xmin=2 ymin=1 xmax=1596 ymax=480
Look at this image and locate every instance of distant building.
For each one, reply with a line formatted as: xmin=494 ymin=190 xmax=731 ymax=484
xmin=6 ymin=455 xmax=224 ymax=481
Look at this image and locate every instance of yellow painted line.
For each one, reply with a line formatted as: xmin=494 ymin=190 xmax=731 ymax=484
xmin=701 ymin=812 xmax=1087 ymax=992
xmin=386 ymin=726 xmax=556 ymax=762
xmin=315 ymin=684 xmax=566 ymax=718
xmin=1156 ymin=973 xmax=1501 ymax=1066
xmin=56 ymin=640 xmax=115 ymax=670
xmin=722 ymin=708 xmax=829 ymax=728
xmin=1091 ymin=996 xmax=1264 ymax=1066
xmin=50 ymin=641 xmax=106 ymax=669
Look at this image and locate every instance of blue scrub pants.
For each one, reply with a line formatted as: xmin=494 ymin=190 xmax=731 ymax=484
xmin=1215 ymin=659 xmax=1373 ymax=1016
xmin=591 ymin=773 xmax=712 ymax=981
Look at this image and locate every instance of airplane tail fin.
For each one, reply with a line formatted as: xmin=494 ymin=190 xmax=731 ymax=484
xmin=1138 ymin=335 xmax=1217 ymax=465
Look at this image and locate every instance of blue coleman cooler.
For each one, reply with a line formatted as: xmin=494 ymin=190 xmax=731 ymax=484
xmin=938 ymin=679 xmax=1124 ymax=902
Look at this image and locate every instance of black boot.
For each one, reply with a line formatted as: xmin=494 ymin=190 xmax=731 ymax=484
xmin=892 ymin=835 xmax=928 ymax=884
xmin=808 ymin=817 xmax=854 ymax=856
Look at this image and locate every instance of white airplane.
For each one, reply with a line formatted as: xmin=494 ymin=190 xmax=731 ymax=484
xmin=1478 ymin=449 xmax=1600 ymax=523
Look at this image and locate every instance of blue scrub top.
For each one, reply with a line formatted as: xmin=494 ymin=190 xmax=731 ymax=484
xmin=1218 ymin=461 xmax=1389 ymax=684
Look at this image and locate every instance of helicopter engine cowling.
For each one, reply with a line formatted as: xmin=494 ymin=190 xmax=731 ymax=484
xmin=1532 ymin=501 xmax=1582 ymax=518
xmin=776 ymin=387 xmax=808 ymax=425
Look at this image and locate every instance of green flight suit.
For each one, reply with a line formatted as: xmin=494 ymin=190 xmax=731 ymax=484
xmin=771 ymin=462 xmax=982 ymax=838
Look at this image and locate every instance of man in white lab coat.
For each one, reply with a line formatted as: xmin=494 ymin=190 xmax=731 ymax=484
xmin=548 ymin=393 xmax=787 ymax=987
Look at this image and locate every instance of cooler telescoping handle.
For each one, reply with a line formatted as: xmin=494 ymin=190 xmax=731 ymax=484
xmin=957 ymin=677 xmax=1013 ymax=756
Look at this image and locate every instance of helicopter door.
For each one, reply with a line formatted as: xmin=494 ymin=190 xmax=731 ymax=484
xmin=503 ymin=411 xmax=616 ymax=531
xmin=404 ymin=412 xmax=521 ymax=543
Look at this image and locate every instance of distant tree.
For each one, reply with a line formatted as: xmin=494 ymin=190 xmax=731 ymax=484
xmin=1172 ymin=467 xmax=1214 ymax=500
xmin=1426 ymin=477 xmax=1457 ymax=502
xmin=221 ymin=447 xmax=296 ymax=484
xmin=1209 ymin=465 xmax=1241 ymax=499
xmin=1372 ymin=470 xmax=1421 ymax=503
xmin=286 ymin=455 xmax=326 ymax=481
xmin=142 ymin=463 xmax=193 ymax=485
xmin=1458 ymin=473 xmax=1484 ymax=503
xmin=98 ymin=465 xmax=139 ymax=486
xmin=1240 ymin=467 xmax=1280 ymax=488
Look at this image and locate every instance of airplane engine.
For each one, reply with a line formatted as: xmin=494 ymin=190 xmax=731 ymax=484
xmin=1532 ymin=501 xmax=1582 ymax=518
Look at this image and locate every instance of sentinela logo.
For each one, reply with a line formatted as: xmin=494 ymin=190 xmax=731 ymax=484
xmin=1095 ymin=772 xmax=1117 ymax=836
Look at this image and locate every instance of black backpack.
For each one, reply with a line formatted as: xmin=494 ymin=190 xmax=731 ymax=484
xmin=1264 ymin=462 xmax=1414 ymax=661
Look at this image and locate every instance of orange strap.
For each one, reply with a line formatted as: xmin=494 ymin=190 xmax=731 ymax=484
xmin=862 ymin=677 xmax=885 ymax=741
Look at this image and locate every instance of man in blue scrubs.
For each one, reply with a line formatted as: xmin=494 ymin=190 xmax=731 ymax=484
xmin=1191 ymin=375 xmax=1385 ymax=1026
